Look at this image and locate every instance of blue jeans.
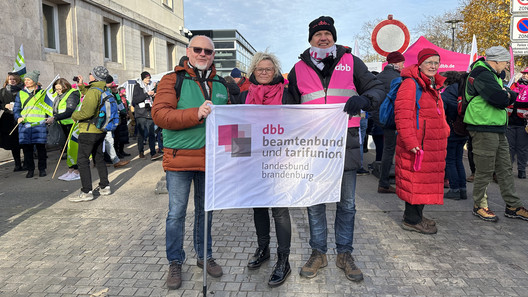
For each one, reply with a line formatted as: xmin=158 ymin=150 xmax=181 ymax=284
xmin=165 ymin=171 xmax=212 ymax=263
xmin=136 ymin=117 xmax=156 ymax=156
xmin=445 ymin=137 xmax=467 ymax=189
xmin=307 ymin=170 xmax=357 ymax=254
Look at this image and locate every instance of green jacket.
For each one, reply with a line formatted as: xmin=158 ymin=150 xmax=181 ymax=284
xmin=464 ymin=59 xmax=516 ymax=133
xmin=163 ymin=72 xmax=229 ymax=149
xmin=72 ymin=80 xmax=106 ymax=133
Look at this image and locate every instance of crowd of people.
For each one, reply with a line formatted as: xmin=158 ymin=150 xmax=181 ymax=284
xmin=2 ymin=15 xmax=528 ymax=291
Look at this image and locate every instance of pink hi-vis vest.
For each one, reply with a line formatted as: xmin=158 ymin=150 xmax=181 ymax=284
xmin=294 ymin=53 xmax=360 ymax=127
xmin=507 ymin=83 xmax=528 ymax=118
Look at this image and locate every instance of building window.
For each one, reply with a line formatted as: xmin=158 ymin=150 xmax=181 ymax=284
xmin=103 ymin=23 xmax=112 ymax=61
xmin=162 ymin=0 xmax=173 ymax=9
xmin=141 ymin=34 xmax=153 ymax=68
xmin=42 ymin=1 xmax=59 ymax=52
xmin=167 ymin=42 xmax=176 ymax=71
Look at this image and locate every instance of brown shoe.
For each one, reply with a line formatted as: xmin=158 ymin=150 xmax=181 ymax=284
xmin=300 ymin=249 xmax=327 ymax=278
xmin=401 ymin=220 xmax=437 ymax=234
xmin=151 ymin=152 xmax=164 ymax=161
xmin=197 ymin=258 xmax=223 ymax=278
xmin=113 ymin=159 xmax=130 ymax=168
xmin=139 ymin=152 xmax=145 ymax=158
xmin=166 ymin=262 xmax=182 ymax=290
xmin=421 ymin=216 xmax=436 ymax=227
xmin=378 ymin=186 xmax=396 ymax=193
xmin=336 ymin=252 xmax=364 ymax=282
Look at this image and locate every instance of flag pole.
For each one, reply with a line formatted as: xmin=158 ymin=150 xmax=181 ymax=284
xmin=9 ymin=122 xmax=20 ymax=136
xmin=203 ymin=210 xmax=208 ymax=297
xmin=52 ymin=122 xmax=75 ymax=179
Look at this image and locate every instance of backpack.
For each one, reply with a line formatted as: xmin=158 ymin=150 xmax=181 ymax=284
xmin=452 ymin=67 xmax=487 ymax=136
xmin=91 ymin=87 xmax=120 ymax=132
xmin=379 ymin=77 xmax=422 ymax=130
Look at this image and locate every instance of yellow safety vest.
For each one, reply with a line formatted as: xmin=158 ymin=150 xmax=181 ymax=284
xmin=20 ymin=90 xmax=47 ymax=123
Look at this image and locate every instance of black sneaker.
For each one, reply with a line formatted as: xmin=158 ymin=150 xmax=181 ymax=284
xmin=356 ymin=168 xmax=370 ymax=176
xmin=166 ymin=261 xmax=182 ymax=290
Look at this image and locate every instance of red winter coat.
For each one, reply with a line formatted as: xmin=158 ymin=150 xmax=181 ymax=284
xmin=394 ymin=65 xmax=450 ymax=205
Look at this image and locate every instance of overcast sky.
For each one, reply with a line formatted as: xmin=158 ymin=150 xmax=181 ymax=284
xmin=183 ymin=0 xmax=463 ymax=72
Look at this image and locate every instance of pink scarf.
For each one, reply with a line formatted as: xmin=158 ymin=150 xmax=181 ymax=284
xmin=245 ymin=83 xmax=284 ymax=105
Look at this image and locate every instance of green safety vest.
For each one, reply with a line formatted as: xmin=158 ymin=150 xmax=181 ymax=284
xmin=20 ymin=89 xmax=47 ymax=123
xmin=57 ymin=88 xmax=80 ymax=125
xmin=464 ymin=61 xmax=508 ymax=127
xmin=163 ymin=73 xmax=229 ymax=149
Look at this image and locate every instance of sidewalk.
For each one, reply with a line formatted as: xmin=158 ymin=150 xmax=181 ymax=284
xmin=0 ymin=146 xmax=527 ymax=296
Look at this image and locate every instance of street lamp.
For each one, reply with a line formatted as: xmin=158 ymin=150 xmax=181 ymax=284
xmin=445 ymin=19 xmax=463 ymax=51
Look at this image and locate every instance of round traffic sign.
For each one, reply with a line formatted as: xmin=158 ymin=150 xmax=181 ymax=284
xmin=518 ymin=18 xmax=528 ymax=33
xmin=518 ymin=0 xmax=528 ymax=6
xmin=371 ymin=18 xmax=410 ymax=56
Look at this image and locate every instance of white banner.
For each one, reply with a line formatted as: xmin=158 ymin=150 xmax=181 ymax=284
xmin=205 ymin=104 xmax=348 ymax=211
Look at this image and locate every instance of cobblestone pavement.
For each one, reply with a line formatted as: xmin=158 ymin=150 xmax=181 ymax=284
xmin=0 ymin=147 xmax=527 ymax=297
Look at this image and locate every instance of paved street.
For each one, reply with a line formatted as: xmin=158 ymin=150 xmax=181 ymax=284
xmin=0 ymin=144 xmax=527 ymax=297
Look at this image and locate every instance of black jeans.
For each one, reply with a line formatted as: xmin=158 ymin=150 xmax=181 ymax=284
xmin=253 ymin=208 xmax=291 ymax=255
xmin=378 ymin=128 xmax=397 ymax=188
xmin=404 ymin=202 xmax=424 ymax=225
xmin=77 ymin=133 xmax=109 ymax=193
xmin=22 ymin=143 xmax=46 ymax=171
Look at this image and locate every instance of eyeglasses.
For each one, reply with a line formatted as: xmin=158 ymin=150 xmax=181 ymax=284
xmin=189 ymin=46 xmax=214 ymax=56
xmin=255 ymin=67 xmax=274 ymax=74
xmin=423 ymin=61 xmax=440 ymax=67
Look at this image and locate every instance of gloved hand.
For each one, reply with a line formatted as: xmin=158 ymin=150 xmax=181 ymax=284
xmin=343 ymin=95 xmax=370 ymax=115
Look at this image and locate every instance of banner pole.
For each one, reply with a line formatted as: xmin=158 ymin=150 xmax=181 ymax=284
xmin=52 ymin=122 xmax=75 ymax=179
xmin=203 ymin=210 xmax=208 ymax=297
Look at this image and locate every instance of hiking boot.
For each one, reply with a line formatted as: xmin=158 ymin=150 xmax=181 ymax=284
xmin=422 ymin=216 xmax=436 ymax=227
xmin=444 ymin=189 xmax=460 ymax=200
xmin=466 ymin=174 xmax=475 ymax=183
xmin=356 ymin=168 xmax=370 ymax=176
xmin=69 ymin=191 xmax=94 ymax=202
xmin=247 ymin=246 xmax=270 ymax=270
xmin=300 ymin=249 xmax=327 ymax=278
xmin=401 ymin=220 xmax=437 ymax=234
xmin=268 ymin=253 xmax=291 ymax=287
xmin=336 ymin=252 xmax=364 ymax=282
xmin=472 ymin=206 xmax=498 ymax=222
xmin=518 ymin=171 xmax=526 ymax=179
xmin=151 ymin=152 xmax=164 ymax=161
xmin=139 ymin=152 xmax=145 ymax=158
xmin=378 ymin=186 xmax=396 ymax=193
xmin=166 ymin=261 xmax=182 ymax=290
xmin=197 ymin=258 xmax=223 ymax=278
xmin=505 ymin=206 xmax=528 ymax=221
xmin=113 ymin=159 xmax=130 ymax=168
xmin=98 ymin=186 xmax=112 ymax=196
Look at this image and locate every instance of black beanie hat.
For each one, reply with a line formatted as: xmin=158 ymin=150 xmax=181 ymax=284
xmin=141 ymin=71 xmax=151 ymax=80
xmin=308 ymin=16 xmax=337 ymax=43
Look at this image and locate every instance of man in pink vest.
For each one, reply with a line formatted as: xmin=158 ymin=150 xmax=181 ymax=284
xmin=286 ymin=16 xmax=384 ymax=283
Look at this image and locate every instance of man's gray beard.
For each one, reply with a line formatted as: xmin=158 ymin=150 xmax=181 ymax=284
xmin=195 ymin=63 xmax=209 ymax=71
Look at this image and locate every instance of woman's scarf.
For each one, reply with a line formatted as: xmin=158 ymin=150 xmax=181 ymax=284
xmin=245 ymin=75 xmax=284 ymax=105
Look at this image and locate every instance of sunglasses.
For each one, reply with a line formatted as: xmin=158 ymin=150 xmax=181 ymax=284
xmin=189 ymin=46 xmax=214 ymax=56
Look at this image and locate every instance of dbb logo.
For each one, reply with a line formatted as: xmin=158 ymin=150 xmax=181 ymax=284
xmin=335 ymin=64 xmax=351 ymax=71
xmin=262 ymin=124 xmax=284 ymax=134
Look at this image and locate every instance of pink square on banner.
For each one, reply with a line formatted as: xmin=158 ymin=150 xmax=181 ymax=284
xmin=218 ymin=125 xmax=238 ymax=146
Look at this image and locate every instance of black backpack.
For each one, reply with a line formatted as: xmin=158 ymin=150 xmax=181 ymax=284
xmin=451 ymin=67 xmax=487 ymax=136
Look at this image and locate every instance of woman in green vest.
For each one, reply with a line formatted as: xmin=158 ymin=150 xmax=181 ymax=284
xmin=13 ymin=70 xmax=48 ymax=178
xmin=47 ymin=78 xmax=81 ymax=181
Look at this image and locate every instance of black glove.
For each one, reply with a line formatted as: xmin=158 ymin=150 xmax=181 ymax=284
xmin=343 ymin=95 xmax=370 ymax=115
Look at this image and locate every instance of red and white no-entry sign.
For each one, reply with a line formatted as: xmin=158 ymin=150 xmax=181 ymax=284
xmin=371 ymin=16 xmax=410 ymax=56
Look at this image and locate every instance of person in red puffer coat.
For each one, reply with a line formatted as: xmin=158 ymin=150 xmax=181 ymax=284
xmin=394 ymin=48 xmax=450 ymax=234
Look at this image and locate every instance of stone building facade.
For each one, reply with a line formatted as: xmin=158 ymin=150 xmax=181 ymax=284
xmin=0 ymin=0 xmax=189 ymax=85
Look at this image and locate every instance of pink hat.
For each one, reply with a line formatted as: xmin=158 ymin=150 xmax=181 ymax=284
xmin=521 ymin=67 xmax=528 ymax=73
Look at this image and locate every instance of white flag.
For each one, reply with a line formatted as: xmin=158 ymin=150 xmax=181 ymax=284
xmin=467 ymin=35 xmax=478 ymax=72
xmin=12 ymin=44 xmax=26 ymax=77
xmin=205 ymin=104 xmax=348 ymax=211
